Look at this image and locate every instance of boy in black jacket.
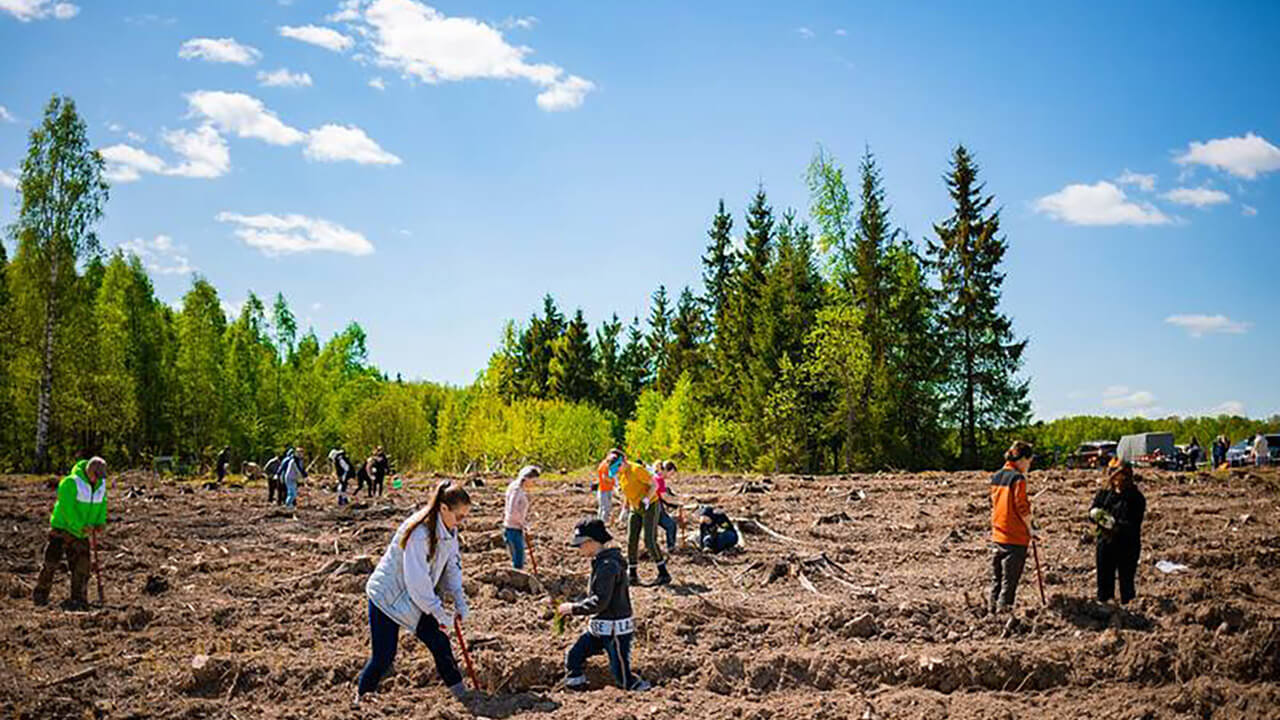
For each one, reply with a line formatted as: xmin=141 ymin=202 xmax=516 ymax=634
xmin=558 ymin=518 xmax=650 ymax=692
xmin=1089 ymin=460 xmax=1147 ymax=604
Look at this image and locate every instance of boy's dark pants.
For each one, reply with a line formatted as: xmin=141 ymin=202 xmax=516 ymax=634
xmin=566 ymin=631 xmax=633 ymax=688
xmin=33 ymin=530 xmax=91 ymax=605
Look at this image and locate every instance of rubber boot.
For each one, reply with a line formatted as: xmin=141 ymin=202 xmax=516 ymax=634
xmin=654 ymin=562 xmax=671 ymax=586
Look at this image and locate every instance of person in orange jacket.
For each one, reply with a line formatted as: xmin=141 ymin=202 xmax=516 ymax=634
xmin=595 ymin=452 xmax=618 ymax=523
xmin=989 ymin=441 xmax=1035 ymax=613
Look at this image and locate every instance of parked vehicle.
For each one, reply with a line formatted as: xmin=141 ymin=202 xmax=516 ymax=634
xmin=1117 ymin=432 xmax=1177 ymax=468
xmin=1268 ymin=434 xmax=1280 ymax=463
xmin=1065 ymin=441 xmax=1118 ymax=469
xmin=1226 ymin=440 xmax=1253 ymax=467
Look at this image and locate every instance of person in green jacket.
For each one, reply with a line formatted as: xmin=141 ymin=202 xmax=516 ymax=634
xmin=33 ymin=457 xmax=108 ymax=609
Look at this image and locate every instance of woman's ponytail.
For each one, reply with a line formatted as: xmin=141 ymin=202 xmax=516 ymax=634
xmin=401 ymin=480 xmax=472 ymax=561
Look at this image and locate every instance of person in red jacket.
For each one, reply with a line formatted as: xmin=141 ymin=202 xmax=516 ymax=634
xmin=989 ymin=441 xmax=1035 ymax=613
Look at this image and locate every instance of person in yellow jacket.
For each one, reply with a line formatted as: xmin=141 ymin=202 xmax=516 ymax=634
xmin=604 ymin=450 xmax=670 ymax=586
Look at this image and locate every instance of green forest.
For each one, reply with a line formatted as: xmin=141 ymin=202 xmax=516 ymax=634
xmin=2 ymin=97 xmax=1272 ymax=475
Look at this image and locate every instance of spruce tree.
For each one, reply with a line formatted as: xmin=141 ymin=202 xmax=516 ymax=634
xmin=884 ymin=238 xmax=944 ymax=469
xmin=619 ymin=317 xmax=650 ymax=403
xmin=701 ymin=199 xmax=735 ymax=326
xmin=646 ymin=285 xmax=672 ymax=394
xmin=927 ymin=145 xmax=1030 ymax=468
xmin=851 ymin=149 xmax=896 ymax=465
xmin=550 ymin=310 xmax=598 ymax=402
xmin=664 ymin=286 xmax=707 ymax=390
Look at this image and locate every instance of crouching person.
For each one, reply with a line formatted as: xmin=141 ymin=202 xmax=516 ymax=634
xmin=34 ymin=457 xmax=108 ymax=610
xmin=357 ymin=482 xmax=473 ymax=703
xmin=697 ymin=506 xmax=739 ymax=553
xmin=558 ymin=518 xmax=650 ymax=692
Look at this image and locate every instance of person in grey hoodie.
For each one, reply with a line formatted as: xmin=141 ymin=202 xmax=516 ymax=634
xmin=357 ymin=482 xmax=473 ymax=703
xmin=557 ymin=518 xmax=650 ymax=692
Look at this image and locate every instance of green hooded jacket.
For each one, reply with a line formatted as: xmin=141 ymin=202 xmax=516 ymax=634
xmin=49 ymin=459 xmax=108 ymax=538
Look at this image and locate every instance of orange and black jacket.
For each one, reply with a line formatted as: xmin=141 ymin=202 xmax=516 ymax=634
xmin=990 ymin=463 xmax=1031 ymax=546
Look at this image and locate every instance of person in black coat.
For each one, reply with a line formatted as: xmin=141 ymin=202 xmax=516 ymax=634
xmin=1089 ymin=460 xmax=1146 ymax=604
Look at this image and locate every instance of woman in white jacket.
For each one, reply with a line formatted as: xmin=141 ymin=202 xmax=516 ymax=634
xmin=357 ymin=481 xmax=473 ymax=701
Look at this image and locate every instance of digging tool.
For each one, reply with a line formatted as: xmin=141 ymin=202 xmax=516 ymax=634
xmin=90 ymin=527 xmax=104 ymax=605
xmin=1031 ymin=537 xmax=1047 ymax=607
xmin=453 ymin=616 xmax=480 ymax=690
xmin=525 ymin=530 xmax=539 ymax=575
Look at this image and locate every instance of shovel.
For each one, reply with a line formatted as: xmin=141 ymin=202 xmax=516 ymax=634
xmin=1031 ymin=537 xmax=1047 ymax=606
xmin=454 ymin=616 xmax=480 ymax=690
xmin=90 ymin=527 xmax=105 ymax=605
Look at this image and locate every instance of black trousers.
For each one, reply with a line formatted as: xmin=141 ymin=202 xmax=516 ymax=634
xmin=990 ymin=542 xmax=1028 ymax=609
xmin=1097 ymin=540 xmax=1140 ymax=603
xmin=268 ymin=475 xmax=286 ymax=504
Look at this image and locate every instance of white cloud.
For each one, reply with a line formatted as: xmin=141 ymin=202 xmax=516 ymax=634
xmin=161 ymin=125 xmax=231 ymax=178
xmin=100 ymin=125 xmax=230 ymax=182
xmin=1175 ymin=132 xmax=1280 ymax=180
xmin=795 ymin=27 xmax=815 ymax=39
xmin=257 ymin=68 xmax=314 ymax=88
xmin=500 ymin=15 xmax=537 ymax=30
xmin=0 ymin=169 xmax=17 ymax=189
xmin=368 ymin=77 xmax=386 ymax=90
xmin=535 ymin=75 xmax=595 ymax=112
xmin=1210 ymin=401 xmax=1246 ymax=417
xmin=120 ymin=234 xmax=196 ymax=275
xmin=0 ymin=105 xmax=15 ymax=123
xmin=834 ymin=28 xmax=847 ymax=36
xmin=279 ymin=24 xmax=354 ymax=52
xmin=341 ymin=0 xmax=594 ymax=111
xmin=1162 ymin=186 xmax=1230 ymax=208
xmin=184 ymin=91 xmax=306 ymax=145
xmin=178 ymin=37 xmax=262 ymax=65
xmin=1165 ymin=313 xmax=1250 ymax=338
xmin=100 ymin=144 xmax=168 ymax=183
xmin=1102 ymin=387 xmax=1158 ymax=414
xmin=1034 ymin=181 xmax=1171 ymax=226
xmin=216 ymin=211 xmax=374 ymax=256
xmin=126 ymin=131 xmax=145 ymax=143
xmin=304 ymin=124 xmax=401 ymax=165
xmin=0 ymin=0 xmax=78 ymax=22
xmin=1242 ymin=204 xmax=1258 ymax=217
xmin=1115 ymin=169 xmax=1156 ymax=192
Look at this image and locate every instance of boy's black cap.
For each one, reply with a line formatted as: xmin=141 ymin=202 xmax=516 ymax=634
xmin=569 ymin=518 xmax=611 ymax=546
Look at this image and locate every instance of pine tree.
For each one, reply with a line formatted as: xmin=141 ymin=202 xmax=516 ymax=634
xmin=10 ymin=96 xmax=109 ymax=470
xmin=664 ymin=287 xmax=707 ymax=390
xmin=593 ymin=313 xmax=623 ymax=412
xmin=619 ymin=317 xmax=650 ymax=405
xmin=646 ymin=285 xmax=672 ymax=393
xmin=884 ymin=238 xmax=944 ymax=469
xmin=851 ymin=148 xmax=896 ymax=466
xmin=927 ymin=145 xmax=1030 ymax=468
xmin=550 ymin=310 xmax=598 ymax=402
xmin=701 ymin=199 xmax=735 ymax=326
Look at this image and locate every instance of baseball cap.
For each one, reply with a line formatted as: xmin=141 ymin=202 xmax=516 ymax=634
xmin=569 ymin=518 xmax=611 ymax=547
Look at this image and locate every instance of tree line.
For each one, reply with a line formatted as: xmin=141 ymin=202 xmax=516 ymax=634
xmin=487 ymin=145 xmax=1032 ymax=472
xmin=4 ymin=95 xmax=1267 ymax=476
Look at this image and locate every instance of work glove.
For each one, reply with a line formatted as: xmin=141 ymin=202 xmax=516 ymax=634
xmin=642 ymin=497 xmax=651 ymax=510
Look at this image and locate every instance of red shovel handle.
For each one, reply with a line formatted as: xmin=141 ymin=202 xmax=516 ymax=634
xmin=453 ymin=616 xmax=479 ymax=690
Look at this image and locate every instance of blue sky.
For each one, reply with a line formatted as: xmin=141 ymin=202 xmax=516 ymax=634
xmin=2 ymin=1 xmax=1277 ymax=420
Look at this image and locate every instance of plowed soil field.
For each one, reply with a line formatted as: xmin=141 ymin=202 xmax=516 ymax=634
xmin=3 ymin=467 xmax=1280 ymax=719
